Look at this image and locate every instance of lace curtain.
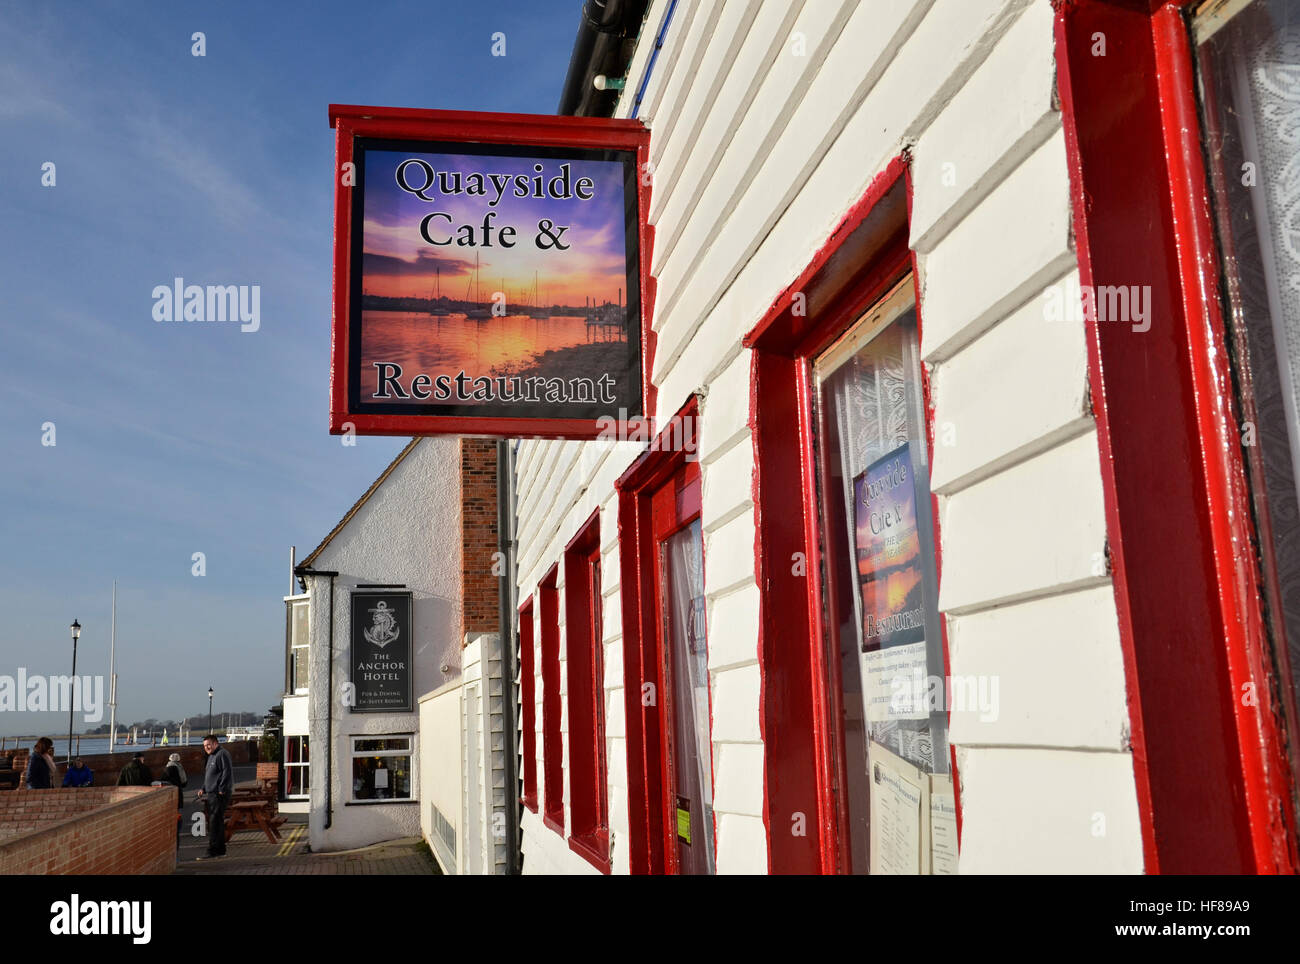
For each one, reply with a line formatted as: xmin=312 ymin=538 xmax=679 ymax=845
xmin=822 ymin=309 xmax=948 ymax=776
xmin=1201 ymin=0 xmax=1300 ymax=727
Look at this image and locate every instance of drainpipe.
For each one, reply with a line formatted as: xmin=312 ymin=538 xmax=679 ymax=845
xmin=497 ymin=439 xmax=521 ymax=874
xmin=557 ymin=0 xmax=649 ymax=117
xmin=294 ymin=566 xmax=339 ymax=832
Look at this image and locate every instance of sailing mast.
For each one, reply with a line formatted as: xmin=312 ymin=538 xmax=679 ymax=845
xmin=108 ymin=581 xmax=118 ymax=754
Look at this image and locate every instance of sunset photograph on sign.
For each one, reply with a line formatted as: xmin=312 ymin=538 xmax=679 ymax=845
xmin=346 ymin=140 xmax=642 ymax=424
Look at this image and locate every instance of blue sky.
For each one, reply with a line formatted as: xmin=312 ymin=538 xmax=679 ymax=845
xmin=0 ymin=0 xmax=581 ymax=735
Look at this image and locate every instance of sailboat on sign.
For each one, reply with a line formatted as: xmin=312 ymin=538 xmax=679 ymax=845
xmin=465 ymin=253 xmax=491 ymax=320
xmin=429 ymin=266 xmax=450 ymax=317
xmin=527 ymin=271 xmax=551 ymax=319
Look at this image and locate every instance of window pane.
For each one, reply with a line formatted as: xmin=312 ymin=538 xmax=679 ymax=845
xmin=663 ymin=518 xmax=714 ymax=875
xmin=353 ymin=737 xmax=409 ymax=753
xmin=292 ymin=602 xmax=309 ymax=691
xmin=815 ymin=294 xmax=952 ymax=875
xmin=352 ymin=754 xmax=411 ymax=799
xmin=1198 ymin=0 xmax=1300 ymax=801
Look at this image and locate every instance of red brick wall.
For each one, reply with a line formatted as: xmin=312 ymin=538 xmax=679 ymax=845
xmin=2 ymin=741 xmax=257 ymax=788
xmin=461 ymin=438 xmax=500 ymax=635
xmin=0 ymin=786 xmax=176 ymax=874
xmin=82 ymin=742 xmax=256 ymax=786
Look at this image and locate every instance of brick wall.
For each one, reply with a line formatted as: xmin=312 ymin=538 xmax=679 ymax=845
xmin=0 ymin=786 xmax=176 ymax=874
xmin=460 ymin=438 xmax=500 ymax=634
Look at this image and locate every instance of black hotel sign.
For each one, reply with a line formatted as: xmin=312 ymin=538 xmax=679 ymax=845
xmin=350 ymin=591 xmax=413 ymax=712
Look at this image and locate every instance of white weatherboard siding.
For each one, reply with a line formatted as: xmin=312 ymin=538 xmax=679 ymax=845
xmin=516 ymin=0 xmax=1142 ymax=874
xmin=419 ymin=680 xmax=462 ymax=872
xmin=306 ymin=438 xmax=463 ymax=853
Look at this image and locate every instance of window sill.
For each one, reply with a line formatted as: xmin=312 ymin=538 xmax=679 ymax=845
xmin=522 ymin=793 xmax=538 ymax=813
xmin=344 ymin=798 xmax=417 ymax=806
xmin=568 ymin=832 xmax=611 ymax=874
xmin=542 ymin=812 xmax=565 ymax=836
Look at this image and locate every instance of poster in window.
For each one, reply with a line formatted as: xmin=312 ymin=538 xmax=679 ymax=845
xmin=350 ymin=591 xmax=413 ymax=712
xmin=853 ymin=443 xmax=925 ymax=651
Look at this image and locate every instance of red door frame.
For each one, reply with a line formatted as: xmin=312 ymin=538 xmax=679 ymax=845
xmin=538 ymin=564 xmax=564 ymax=835
xmin=615 ymin=397 xmax=705 ymax=873
xmin=518 ymin=596 xmax=537 ymax=813
xmin=742 ymin=156 xmax=956 ymax=874
xmin=649 ymin=455 xmax=707 ymax=873
xmin=1056 ymin=0 xmax=1300 ymax=873
xmin=562 ymin=510 xmax=612 ymax=873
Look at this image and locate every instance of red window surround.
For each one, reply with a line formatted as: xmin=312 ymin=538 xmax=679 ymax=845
xmin=615 ymin=397 xmax=704 ymax=874
xmin=563 ymin=510 xmax=611 ymax=873
xmin=539 ymin=565 xmax=564 ymax=835
xmin=1056 ymin=0 xmax=1298 ymax=873
xmin=743 ymin=156 xmax=952 ymax=874
xmin=518 ymin=597 xmax=537 ymax=813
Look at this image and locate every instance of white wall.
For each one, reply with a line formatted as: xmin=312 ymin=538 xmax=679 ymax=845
xmin=419 ymin=633 xmax=510 ymax=875
xmin=306 ymin=437 xmax=464 ymax=852
xmin=419 ymin=677 xmax=462 ymax=872
xmin=515 ymin=0 xmax=1142 ymax=874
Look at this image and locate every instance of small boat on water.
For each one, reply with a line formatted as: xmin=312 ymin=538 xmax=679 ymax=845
xmin=464 ymin=253 xmax=491 ymax=320
xmin=527 ymin=271 xmax=551 ymax=319
xmin=429 ymin=266 xmax=450 ymax=317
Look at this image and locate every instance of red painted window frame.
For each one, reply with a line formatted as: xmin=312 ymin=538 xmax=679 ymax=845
xmin=743 ymin=156 xmax=953 ymax=874
xmin=539 ymin=564 xmax=564 ymax=835
xmin=518 ymin=596 xmax=537 ymax=813
xmin=615 ymin=397 xmax=706 ymax=874
xmin=563 ymin=510 xmax=611 ymax=873
xmin=1055 ymin=0 xmax=1299 ymax=874
xmin=326 ymin=104 xmax=654 ymax=440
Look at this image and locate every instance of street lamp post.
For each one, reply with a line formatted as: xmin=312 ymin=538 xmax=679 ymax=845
xmin=208 ymin=687 xmax=214 ymax=734
xmin=67 ymin=620 xmax=81 ymax=764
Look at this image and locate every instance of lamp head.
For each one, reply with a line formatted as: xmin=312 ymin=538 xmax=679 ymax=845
xmin=70 ymin=619 xmax=81 ymax=640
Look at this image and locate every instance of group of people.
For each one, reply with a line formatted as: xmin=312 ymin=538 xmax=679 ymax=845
xmin=21 ymin=737 xmax=188 ymax=792
xmin=21 ymin=734 xmax=235 ymax=859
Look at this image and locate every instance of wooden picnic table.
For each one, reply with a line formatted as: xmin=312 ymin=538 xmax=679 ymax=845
xmin=222 ymin=799 xmax=283 ymax=845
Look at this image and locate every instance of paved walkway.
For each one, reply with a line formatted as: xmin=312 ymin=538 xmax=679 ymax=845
xmin=172 ymin=827 xmax=439 ymax=875
xmin=170 ymin=764 xmax=439 ymax=875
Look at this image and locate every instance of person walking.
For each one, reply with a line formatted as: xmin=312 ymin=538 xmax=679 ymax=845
xmin=161 ymin=753 xmax=187 ymax=801
xmin=61 ymin=757 xmax=93 ymax=787
xmin=24 ymin=738 xmax=58 ymax=790
xmin=195 ymin=735 xmax=232 ymax=859
xmin=161 ymin=752 xmax=187 ymax=853
xmin=116 ymin=752 xmax=152 ymax=786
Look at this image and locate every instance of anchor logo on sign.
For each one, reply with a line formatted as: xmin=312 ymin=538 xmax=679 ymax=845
xmin=364 ymin=600 xmax=400 ymax=649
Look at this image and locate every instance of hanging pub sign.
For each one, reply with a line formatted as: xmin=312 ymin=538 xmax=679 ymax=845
xmin=329 ymin=105 xmax=652 ymax=439
xmin=350 ymin=591 xmax=413 ymax=713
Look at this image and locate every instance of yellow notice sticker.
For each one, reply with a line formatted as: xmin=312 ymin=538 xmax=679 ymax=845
xmin=676 ymin=797 xmax=691 ymax=844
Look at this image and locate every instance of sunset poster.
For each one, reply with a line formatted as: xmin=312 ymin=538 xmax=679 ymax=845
xmin=853 ymin=443 xmax=926 ymax=651
xmin=346 ymin=139 xmax=641 ymax=421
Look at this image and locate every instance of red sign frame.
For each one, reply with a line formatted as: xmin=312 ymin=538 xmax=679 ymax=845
xmin=328 ymin=104 xmax=653 ymax=439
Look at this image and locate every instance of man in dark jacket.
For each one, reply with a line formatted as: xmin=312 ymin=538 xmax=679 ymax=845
xmin=116 ymin=752 xmax=152 ymax=786
xmin=195 ymin=735 xmax=233 ymax=858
